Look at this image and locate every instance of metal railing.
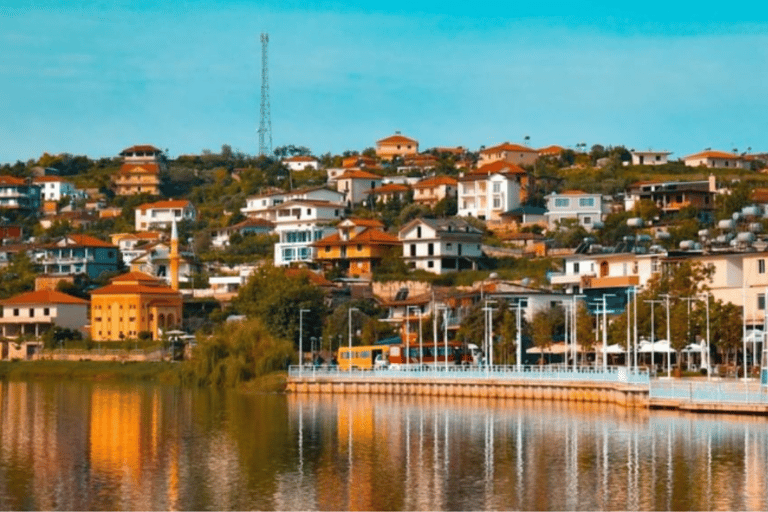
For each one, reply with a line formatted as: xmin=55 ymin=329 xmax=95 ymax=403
xmin=289 ymin=364 xmax=650 ymax=385
xmin=649 ymin=379 xmax=768 ymax=404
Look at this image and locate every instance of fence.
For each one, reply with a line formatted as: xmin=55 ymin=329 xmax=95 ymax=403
xmin=289 ymin=364 xmax=650 ymax=385
xmin=650 ymin=379 xmax=768 ymax=404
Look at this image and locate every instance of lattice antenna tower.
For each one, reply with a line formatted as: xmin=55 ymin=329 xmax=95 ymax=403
xmin=258 ymin=33 xmax=272 ymax=157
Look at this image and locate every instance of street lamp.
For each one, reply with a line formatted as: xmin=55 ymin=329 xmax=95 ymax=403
xmin=571 ymin=294 xmax=586 ymax=370
xmin=645 ymin=299 xmax=663 ymax=374
xmin=437 ymin=305 xmax=450 ymax=371
xmin=299 ymin=308 xmax=310 ymax=375
xmin=348 ymin=307 xmax=358 ymax=370
xmin=659 ymin=293 xmax=672 ymax=378
xmin=483 ymin=300 xmax=497 ymax=370
xmin=697 ymin=293 xmax=711 ymax=381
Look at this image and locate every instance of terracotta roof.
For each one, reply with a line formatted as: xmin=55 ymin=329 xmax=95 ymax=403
xmin=0 ymin=290 xmax=88 ymax=306
xmin=32 ymin=176 xmax=69 ymax=184
xmin=344 ymin=218 xmax=385 ymax=228
xmin=414 ymin=176 xmax=457 ymax=188
xmin=480 ymin=142 xmax=537 ymax=154
xmin=368 ymin=183 xmax=409 ymax=194
xmin=313 ymin=227 xmax=401 ymax=247
xmin=342 ymin=156 xmax=377 ymax=168
xmin=558 ymin=189 xmax=589 ymax=195
xmin=377 ymin=134 xmax=418 ymax=145
xmin=120 ymin=145 xmax=161 ymax=154
xmin=110 ymin=271 xmax=163 ymax=284
xmin=60 ymin=234 xmax=114 ymax=248
xmin=119 ymin=163 xmax=159 ymax=174
xmin=751 ymin=188 xmax=768 ymax=202
xmin=472 ymin=161 xmax=527 ymax=176
xmin=433 ymin=146 xmax=465 ymax=155
xmin=229 ymin=218 xmax=274 ymax=229
xmin=684 ymin=150 xmax=741 ymax=160
xmin=0 ymin=176 xmax=26 ymax=186
xmin=90 ymin=284 xmax=181 ymax=296
xmin=537 ymin=145 xmax=565 ymax=156
xmin=336 ymin=169 xmax=382 ymax=180
xmin=137 ymin=200 xmax=192 ymax=211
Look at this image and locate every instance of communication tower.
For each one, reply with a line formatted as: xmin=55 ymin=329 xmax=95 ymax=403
xmin=258 ymin=33 xmax=272 ymax=157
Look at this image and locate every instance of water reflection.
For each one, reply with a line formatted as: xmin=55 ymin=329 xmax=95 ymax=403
xmin=2 ymin=380 xmax=768 ymax=510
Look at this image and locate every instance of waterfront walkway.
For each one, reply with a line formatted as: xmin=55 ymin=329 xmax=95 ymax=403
xmin=288 ymin=365 xmax=768 ymax=414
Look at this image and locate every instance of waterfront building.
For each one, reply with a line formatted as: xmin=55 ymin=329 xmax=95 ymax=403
xmin=0 ymin=289 xmax=89 ymax=339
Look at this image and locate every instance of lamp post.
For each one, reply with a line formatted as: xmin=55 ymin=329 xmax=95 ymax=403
xmin=348 ymin=307 xmax=358 ymax=370
xmin=600 ymin=294 xmax=615 ymax=371
xmin=406 ymin=305 xmax=417 ymax=367
xmin=299 ymin=308 xmax=309 ymax=375
xmin=645 ymin=299 xmax=663 ymax=374
xmin=660 ymin=293 xmax=672 ymax=378
xmin=698 ymin=293 xmax=711 ymax=381
xmin=437 ymin=305 xmax=449 ymax=371
xmin=571 ymin=294 xmax=586 ymax=370
xmin=509 ymin=301 xmax=524 ymax=371
xmin=483 ymin=300 xmax=497 ymax=370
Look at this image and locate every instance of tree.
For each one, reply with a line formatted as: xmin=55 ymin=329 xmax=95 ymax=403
xmin=0 ymin=253 xmax=36 ymax=299
xmin=235 ymin=266 xmax=326 ymax=350
xmin=531 ymin=308 xmax=556 ymax=364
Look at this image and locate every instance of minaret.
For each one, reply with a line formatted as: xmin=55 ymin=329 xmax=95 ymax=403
xmin=170 ymin=220 xmax=180 ymax=291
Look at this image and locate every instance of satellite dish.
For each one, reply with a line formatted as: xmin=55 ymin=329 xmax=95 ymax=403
xmin=489 ymin=272 xmax=499 ymax=280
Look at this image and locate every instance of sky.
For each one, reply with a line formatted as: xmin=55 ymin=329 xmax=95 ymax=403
xmin=1 ymin=1 xmax=768 ymax=164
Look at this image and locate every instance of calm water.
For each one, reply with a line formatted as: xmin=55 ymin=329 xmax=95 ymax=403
xmin=1 ymin=380 xmax=768 ymax=510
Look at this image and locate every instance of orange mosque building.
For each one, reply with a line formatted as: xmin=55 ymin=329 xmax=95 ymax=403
xmin=90 ymin=222 xmax=182 ymax=341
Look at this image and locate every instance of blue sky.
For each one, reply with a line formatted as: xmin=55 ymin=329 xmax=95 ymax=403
xmin=1 ymin=1 xmax=767 ymax=163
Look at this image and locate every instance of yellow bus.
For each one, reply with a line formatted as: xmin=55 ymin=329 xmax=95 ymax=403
xmin=337 ymin=345 xmax=390 ymax=371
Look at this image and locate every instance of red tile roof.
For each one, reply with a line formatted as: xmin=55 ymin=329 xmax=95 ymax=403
xmin=32 ymin=176 xmax=70 ymax=184
xmin=369 ymin=183 xmax=409 ymax=194
xmin=285 ymin=268 xmax=334 ymax=286
xmin=471 ymin=161 xmax=527 ymax=176
xmin=314 ymin=227 xmax=401 ymax=247
xmin=414 ymin=176 xmax=457 ymax=188
xmin=480 ymin=142 xmax=537 ymax=154
xmin=377 ymin=134 xmax=418 ymax=145
xmin=0 ymin=290 xmax=89 ymax=306
xmin=0 ymin=175 xmax=26 ymax=186
xmin=61 ymin=234 xmax=114 ymax=248
xmin=344 ymin=218 xmax=385 ymax=228
xmin=537 ymin=145 xmax=565 ymax=156
xmin=336 ymin=169 xmax=382 ymax=180
xmin=684 ymin=150 xmax=741 ymax=160
xmin=90 ymin=284 xmax=181 ymax=296
xmin=137 ymin=199 xmax=192 ymax=211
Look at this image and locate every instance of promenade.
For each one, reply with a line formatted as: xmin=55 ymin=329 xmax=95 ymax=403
xmin=287 ymin=365 xmax=768 ymax=414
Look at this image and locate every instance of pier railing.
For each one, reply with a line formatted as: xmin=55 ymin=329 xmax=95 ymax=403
xmin=288 ymin=365 xmax=650 ymax=385
xmin=649 ymin=379 xmax=768 ymax=404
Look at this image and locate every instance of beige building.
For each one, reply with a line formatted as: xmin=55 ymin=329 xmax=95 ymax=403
xmin=413 ymin=176 xmax=457 ymax=207
xmin=375 ymin=133 xmax=419 ymax=160
xmin=113 ymin=145 xmax=164 ymax=196
xmin=478 ymin=142 xmax=538 ymax=167
xmin=683 ymin=150 xmax=748 ymax=169
xmin=0 ymin=290 xmax=89 ymax=339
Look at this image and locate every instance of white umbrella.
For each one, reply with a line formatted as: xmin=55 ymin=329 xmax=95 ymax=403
xmin=638 ymin=339 xmax=674 ymax=353
xmin=600 ymin=343 xmax=624 ymax=354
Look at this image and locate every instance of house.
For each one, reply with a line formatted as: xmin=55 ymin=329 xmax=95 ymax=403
xmin=135 ymin=199 xmax=196 ymax=231
xmin=111 ymin=232 xmax=165 ymax=264
xmin=399 ymin=217 xmax=483 ymax=274
xmin=624 ymin=176 xmax=716 ymax=217
xmin=412 ymin=176 xmax=457 ymax=207
xmin=33 ymin=234 xmax=121 ymax=280
xmin=32 ymin=176 xmax=85 ymax=202
xmin=544 ymin=190 xmax=610 ymax=231
xmin=375 ymin=133 xmax=419 ymax=161
xmin=537 ymin=145 xmax=566 ymax=158
xmin=630 ymin=150 xmax=672 ymax=166
xmin=478 ymin=142 xmax=538 ymax=167
xmin=398 ymin=153 xmax=438 ymax=172
xmin=210 ymin=218 xmax=275 ymax=248
xmin=272 ymin=200 xmax=344 ymax=266
xmin=457 ymin=162 xmax=526 ymax=221
xmin=113 ymin=144 xmax=164 ymax=196
xmin=0 ymin=290 xmax=89 ymax=339
xmin=89 ymin=271 xmax=182 ymax=342
xmin=241 ymin=187 xmax=344 ymax=220
xmin=283 ymin=155 xmax=320 ymax=171
xmin=367 ymin=183 xmax=409 ymax=204
xmin=39 ymin=210 xmax=98 ymax=230
xmin=313 ymin=218 xmax=402 ymax=278
xmin=683 ymin=150 xmax=748 ymax=169
xmin=0 ymin=176 xmax=41 ymax=213
xmin=335 ymin=169 xmax=383 ymax=206
xmin=127 ymin=241 xmax=200 ymax=287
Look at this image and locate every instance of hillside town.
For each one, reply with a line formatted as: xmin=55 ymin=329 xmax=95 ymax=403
xmin=1 ymin=136 xmax=767 ymax=375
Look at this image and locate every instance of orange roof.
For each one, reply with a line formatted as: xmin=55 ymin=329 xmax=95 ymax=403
xmin=336 ymin=169 xmax=382 ymax=180
xmin=61 ymin=234 xmax=114 ymax=248
xmin=32 ymin=176 xmax=69 ymax=184
xmin=138 ymin=200 xmax=192 ymax=211
xmin=414 ymin=176 xmax=458 ymax=188
xmin=684 ymin=150 xmax=741 ymax=160
xmin=377 ymin=134 xmax=418 ymax=145
xmin=369 ymin=183 xmax=409 ymax=194
xmin=110 ymin=271 xmax=162 ymax=284
xmin=559 ymin=189 xmax=589 ymax=195
xmin=480 ymin=142 xmax=537 ymax=154
xmin=471 ymin=161 xmax=527 ymax=176
xmin=344 ymin=217 xmax=385 ymax=228
xmin=537 ymin=145 xmax=565 ymax=156
xmin=314 ymin=227 xmax=401 ymax=247
xmin=119 ymin=163 xmax=159 ymax=174
xmin=90 ymin=284 xmax=181 ymax=296
xmin=751 ymin=189 xmax=768 ymax=202
xmin=0 ymin=175 xmax=26 ymax=186
xmin=342 ymin=156 xmax=377 ymax=168
xmin=0 ymin=290 xmax=88 ymax=306
xmin=433 ymin=146 xmax=465 ymax=155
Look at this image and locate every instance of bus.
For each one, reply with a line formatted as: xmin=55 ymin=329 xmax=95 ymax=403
xmin=337 ymin=345 xmax=390 ymax=371
xmin=388 ymin=342 xmax=482 ymax=368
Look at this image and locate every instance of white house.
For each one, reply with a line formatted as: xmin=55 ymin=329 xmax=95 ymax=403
xmin=398 ymin=217 xmax=483 ymax=274
xmin=630 ymin=150 xmax=672 ymax=166
xmin=457 ymin=167 xmax=523 ymax=221
xmin=0 ymin=290 xmax=89 ymax=339
xmin=334 ymin=169 xmax=383 ymax=206
xmin=32 ymin=176 xmax=86 ymax=202
xmin=272 ymin=200 xmax=343 ymax=266
xmin=241 ymin=187 xmax=344 ymax=220
xmin=135 ymin=200 xmax=197 ymax=231
xmin=544 ymin=190 xmax=609 ymax=231
xmin=683 ymin=150 xmax=749 ymax=169
xmin=283 ymin=155 xmax=320 ymax=171
xmin=210 ymin=218 xmax=274 ymax=248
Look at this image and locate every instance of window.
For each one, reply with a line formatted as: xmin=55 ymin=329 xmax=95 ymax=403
xmin=28 ymin=308 xmax=34 ymax=317
xmin=555 ymin=198 xmax=570 ymax=208
xmin=759 ymin=294 xmax=766 ymax=311
xmin=493 ymin=182 xmax=501 ymax=193
xmin=13 ymin=309 xmax=18 ymax=317
xmin=759 ymin=259 xmax=765 ymax=274
xmin=427 ymin=260 xmax=434 ymax=268
xmin=417 ymin=226 xmax=422 ymax=238
xmin=356 ymin=244 xmax=362 ymax=251
xmin=44 ymin=308 xmax=49 ymax=316
xmin=579 ymin=197 xmax=595 ymax=207
xmin=410 ymin=244 xmax=416 ymax=257
xmin=573 ymin=262 xmax=580 ymax=273
xmin=583 ymin=216 xmax=592 ymax=225
xmin=493 ymin=197 xmax=501 ymax=208
xmin=428 ymin=243 xmax=434 ymax=256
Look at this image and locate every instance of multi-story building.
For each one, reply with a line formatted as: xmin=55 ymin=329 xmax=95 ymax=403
xmin=0 ymin=290 xmax=89 ymax=339
xmin=375 ymin=133 xmax=419 ymax=161
xmin=457 ymin=163 xmax=525 ymax=221
xmin=313 ymin=218 xmax=401 ymax=278
xmin=367 ymin=183 xmax=409 ymax=205
xmin=33 ymin=234 xmax=122 ymax=280
xmin=624 ymin=176 xmax=716 ymax=218
xmin=241 ymin=187 xmax=344 ymax=220
xmin=412 ymin=176 xmax=457 ymax=207
xmin=0 ymin=176 xmax=41 ymax=213
xmin=32 ymin=176 xmax=86 ymax=202
xmin=272 ymin=200 xmax=344 ymax=266
xmin=210 ymin=218 xmax=274 ymax=248
xmin=399 ymin=217 xmax=483 ymax=274
xmin=335 ymin=170 xmax=383 ymax=207
xmin=113 ymin=145 xmax=164 ymax=196
xmin=135 ymin=199 xmax=196 ymax=231
xmin=544 ymin=190 xmax=610 ymax=231
xmin=89 ymin=271 xmax=182 ymax=342
xmin=478 ymin=142 xmax=538 ymax=167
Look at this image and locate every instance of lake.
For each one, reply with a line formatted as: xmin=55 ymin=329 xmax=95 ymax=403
xmin=1 ymin=379 xmax=767 ymax=510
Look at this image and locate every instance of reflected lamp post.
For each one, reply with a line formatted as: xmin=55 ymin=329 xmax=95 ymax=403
xmin=299 ymin=308 xmax=309 ymax=375
xmin=348 ymin=307 xmax=359 ymax=369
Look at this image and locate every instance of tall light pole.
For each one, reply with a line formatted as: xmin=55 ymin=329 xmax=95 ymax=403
xmin=437 ymin=305 xmax=449 ymax=370
xmin=406 ymin=305 xmax=417 ymax=367
xmin=698 ymin=293 xmax=710 ymax=381
xmin=348 ymin=307 xmax=358 ymax=370
xmin=645 ymin=299 xmax=663 ymax=374
xmin=660 ymin=293 xmax=672 ymax=378
xmin=483 ymin=300 xmax=497 ymax=370
xmin=600 ymin=294 xmax=615 ymax=371
xmin=509 ymin=301 xmax=524 ymax=371
xmin=571 ymin=294 xmax=585 ymax=370
xmin=299 ymin=308 xmax=309 ymax=375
